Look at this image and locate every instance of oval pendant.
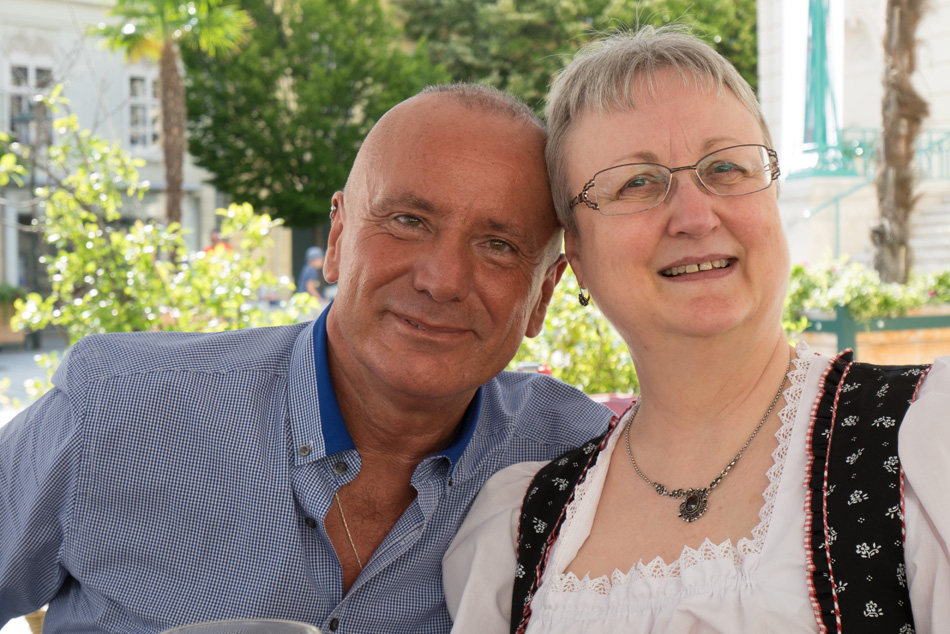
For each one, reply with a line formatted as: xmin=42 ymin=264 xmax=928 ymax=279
xmin=678 ymin=488 xmax=709 ymax=522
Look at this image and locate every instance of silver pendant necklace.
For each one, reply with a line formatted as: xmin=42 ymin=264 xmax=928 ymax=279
xmin=624 ymin=355 xmax=791 ymax=523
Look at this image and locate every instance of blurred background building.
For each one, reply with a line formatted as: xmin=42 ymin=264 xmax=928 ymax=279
xmin=0 ymin=0 xmax=293 ymax=295
xmin=760 ymin=0 xmax=950 ymax=272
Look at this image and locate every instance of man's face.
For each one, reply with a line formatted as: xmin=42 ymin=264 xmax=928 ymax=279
xmin=323 ymin=96 xmax=563 ymax=404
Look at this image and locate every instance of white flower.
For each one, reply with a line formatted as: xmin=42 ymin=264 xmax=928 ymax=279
xmin=532 ymin=517 xmax=547 ymax=534
xmin=856 ymin=542 xmax=881 ymax=558
xmin=883 ymin=456 xmax=900 ymax=473
xmin=864 ymin=601 xmax=883 ymax=617
xmin=848 ymin=490 xmax=869 ymax=505
xmin=873 ymin=416 xmax=896 ymax=428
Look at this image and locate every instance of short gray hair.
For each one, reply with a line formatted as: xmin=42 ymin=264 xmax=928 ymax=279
xmin=420 ymin=83 xmax=544 ymax=132
xmin=545 ymin=25 xmax=773 ymax=234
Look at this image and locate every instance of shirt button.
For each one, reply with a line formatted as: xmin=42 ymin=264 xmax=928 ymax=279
xmin=298 ymin=445 xmax=312 ymax=457
xmin=333 ymin=461 xmax=347 ymax=474
xmin=305 ymin=517 xmax=317 ymax=529
xmin=328 ymin=618 xmax=339 ymax=631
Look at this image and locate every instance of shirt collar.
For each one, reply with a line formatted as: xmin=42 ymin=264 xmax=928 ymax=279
xmin=312 ymin=304 xmax=356 ymax=456
xmin=311 ymin=303 xmax=483 ymax=466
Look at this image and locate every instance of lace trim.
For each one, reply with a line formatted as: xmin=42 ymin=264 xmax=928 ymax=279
xmin=550 ymin=343 xmax=819 ymax=593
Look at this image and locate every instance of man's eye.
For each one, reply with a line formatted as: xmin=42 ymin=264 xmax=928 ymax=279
xmin=395 ymin=214 xmax=423 ymax=227
xmin=488 ymin=239 xmax=514 ymax=252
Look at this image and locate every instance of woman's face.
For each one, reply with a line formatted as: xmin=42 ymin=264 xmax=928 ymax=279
xmin=563 ymin=70 xmax=789 ymax=349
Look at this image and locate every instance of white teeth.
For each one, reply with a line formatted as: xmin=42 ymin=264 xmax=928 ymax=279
xmin=662 ymin=259 xmax=730 ymax=277
xmin=407 ymin=320 xmax=424 ymax=330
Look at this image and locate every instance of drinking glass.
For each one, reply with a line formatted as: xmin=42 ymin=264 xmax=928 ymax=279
xmin=160 ymin=619 xmax=322 ymax=634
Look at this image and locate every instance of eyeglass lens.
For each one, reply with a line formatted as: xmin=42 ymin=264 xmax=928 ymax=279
xmin=586 ymin=145 xmax=775 ymax=215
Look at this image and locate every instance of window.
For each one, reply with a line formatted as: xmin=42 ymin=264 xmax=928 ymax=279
xmin=129 ymin=74 xmax=160 ymax=149
xmin=8 ymin=64 xmax=54 ymax=145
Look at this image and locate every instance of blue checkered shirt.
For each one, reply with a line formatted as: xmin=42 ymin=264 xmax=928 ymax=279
xmin=0 ymin=307 xmax=612 ymax=634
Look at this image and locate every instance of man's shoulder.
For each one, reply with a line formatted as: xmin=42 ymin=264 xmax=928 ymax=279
xmin=479 ymin=370 xmax=613 ymax=443
xmin=59 ymin=323 xmax=311 ymax=386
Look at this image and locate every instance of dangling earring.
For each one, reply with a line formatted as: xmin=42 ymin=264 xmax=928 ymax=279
xmin=578 ymin=290 xmax=590 ymax=307
xmin=329 ymin=204 xmax=338 ymax=222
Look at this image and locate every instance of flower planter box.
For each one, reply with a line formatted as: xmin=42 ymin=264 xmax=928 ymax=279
xmin=0 ymin=302 xmax=26 ymax=347
xmin=801 ymin=305 xmax=950 ymax=365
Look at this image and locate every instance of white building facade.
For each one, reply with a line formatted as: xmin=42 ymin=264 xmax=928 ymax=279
xmin=0 ymin=0 xmax=224 ymax=291
xmin=759 ymin=0 xmax=950 ymax=272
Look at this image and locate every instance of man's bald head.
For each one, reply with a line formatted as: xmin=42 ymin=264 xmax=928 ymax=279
xmin=321 ymin=84 xmax=567 ymax=403
xmin=345 ymin=83 xmax=546 ymax=190
xmin=340 ymin=84 xmax=560 ymax=267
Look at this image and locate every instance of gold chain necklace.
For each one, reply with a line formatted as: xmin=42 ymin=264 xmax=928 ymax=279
xmin=334 ymin=491 xmax=364 ymax=570
xmin=624 ymin=355 xmax=791 ymax=523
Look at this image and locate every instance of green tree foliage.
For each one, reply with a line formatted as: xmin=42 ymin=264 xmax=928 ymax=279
xmin=2 ymin=95 xmax=316 ymax=350
xmin=511 ymin=271 xmax=639 ymax=395
xmin=393 ymin=0 xmax=758 ymax=112
xmin=182 ymin=0 xmax=450 ymax=228
xmin=91 ymin=0 xmax=253 ymax=225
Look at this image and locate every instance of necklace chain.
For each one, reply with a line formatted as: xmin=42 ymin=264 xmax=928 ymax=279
xmin=624 ymin=354 xmax=792 ymax=522
xmin=334 ymin=491 xmax=364 ymax=570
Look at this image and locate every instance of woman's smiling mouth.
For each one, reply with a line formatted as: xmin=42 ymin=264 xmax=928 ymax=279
xmin=661 ymin=258 xmax=732 ymax=278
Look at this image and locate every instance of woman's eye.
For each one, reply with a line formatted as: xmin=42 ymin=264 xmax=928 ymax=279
xmin=708 ymin=161 xmax=744 ymax=175
xmin=624 ymin=176 xmax=650 ymax=189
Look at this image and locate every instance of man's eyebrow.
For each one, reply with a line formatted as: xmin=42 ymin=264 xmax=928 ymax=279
xmin=485 ymin=219 xmax=535 ymax=247
xmin=373 ymin=193 xmax=437 ymax=214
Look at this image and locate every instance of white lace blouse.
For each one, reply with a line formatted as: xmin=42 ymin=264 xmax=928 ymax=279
xmin=443 ymin=349 xmax=950 ymax=634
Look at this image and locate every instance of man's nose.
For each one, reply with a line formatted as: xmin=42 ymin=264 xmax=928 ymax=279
xmin=412 ymin=239 xmax=474 ymax=302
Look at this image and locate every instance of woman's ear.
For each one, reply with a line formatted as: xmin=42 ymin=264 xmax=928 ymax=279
xmin=564 ymin=230 xmax=586 ymax=290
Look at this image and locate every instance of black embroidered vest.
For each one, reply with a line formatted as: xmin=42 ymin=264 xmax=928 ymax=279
xmin=511 ymin=352 xmax=930 ymax=634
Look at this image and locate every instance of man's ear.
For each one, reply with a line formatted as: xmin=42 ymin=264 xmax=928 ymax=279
xmin=322 ymin=192 xmax=345 ymax=284
xmin=525 ymin=253 xmax=568 ymax=338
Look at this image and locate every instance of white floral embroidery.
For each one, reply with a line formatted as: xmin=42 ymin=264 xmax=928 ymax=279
xmin=842 ymin=415 xmax=859 ymax=426
xmin=898 ymin=625 xmax=915 ymax=634
xmin=873 ymin=415 xmax=896 ymax=428
xmin=515 ymin=563 xmax=525 ymax=579
xmin=848 ymin=490 xmax=869 ymax=505
xmin=552 ymin=477 xmax=569 ymax=491
xmin=827 ymin=527 xmax=837 ymax=545
xmin=883 ymin=456 xmax=900 ymax=473
xmin=885 ymin=504 xmax=903 ymax=520
xmin=846 ymin=448 xmax=864 ymax=464
xmin=842 ymin=382 xmax=860 ymax=393
xmin=877 ymin=384 xmax=890 ymax=398
xmin=856 ymin=542 xmax=881 ymax=558
xmin=864 ymin=601 xmax=883 ymax=617
xmin=555 ymin=457 xmax=569 ymax=466
xmin=836 ymin=580 xmax=848 ymax=593
xmin=897 ymin=562 xmax=907 ymax=588
xmin=532 ymin=517 xmax=547 ymax=534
